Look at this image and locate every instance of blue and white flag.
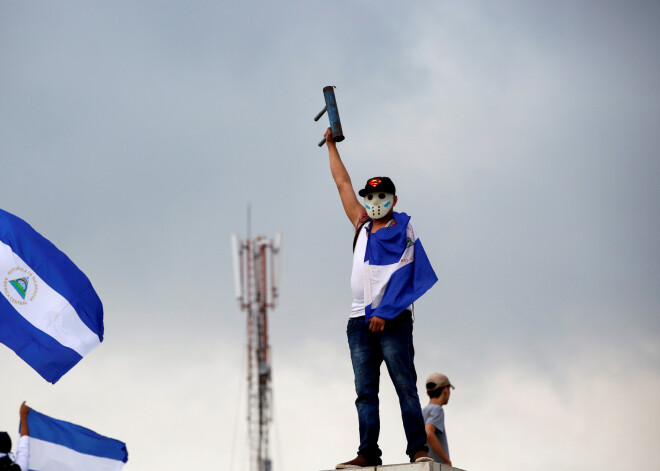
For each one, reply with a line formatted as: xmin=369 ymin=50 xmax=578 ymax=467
xmin=363 ymin=212 xmax=437 ymax=321
xmin=24 ymin=408 xmax=128 ymax=471
xmin=0 ymin=209 xmax=104 ymax=383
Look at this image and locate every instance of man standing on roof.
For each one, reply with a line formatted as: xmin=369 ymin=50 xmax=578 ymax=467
xmin=324 ymin=128 xmax=438 ymax=468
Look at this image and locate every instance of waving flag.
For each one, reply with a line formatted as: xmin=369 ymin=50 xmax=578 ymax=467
xmin=24 ymin=408 xmax=128 ymax=471
xmin=363 ymin=212 xmax=438 ymax=321
xmin=0 ymin=209 xmax=103 ymax=383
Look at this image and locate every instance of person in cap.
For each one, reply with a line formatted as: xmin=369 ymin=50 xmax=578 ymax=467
xmin=323 ymin=128 xmax=438 ymax=468
xmin=0 ymin=402 xmax=30 ymax=471
xmin=422 ymin=373 xmax=454 ymax=466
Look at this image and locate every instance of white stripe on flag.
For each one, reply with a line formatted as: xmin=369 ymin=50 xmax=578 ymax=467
xmin=363 ymin=244 xmax=414 ymax=308
xmin=28 ymin=437 xmax=124 ymax=471
xmin=0 ymin=241 xmax=100 ymax=356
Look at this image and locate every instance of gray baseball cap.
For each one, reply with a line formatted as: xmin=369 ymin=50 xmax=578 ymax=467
xmin=426 ymin=373 xmax=455 ymax=391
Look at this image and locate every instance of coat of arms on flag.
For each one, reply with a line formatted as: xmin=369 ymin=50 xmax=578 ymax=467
xmin=9 ymin=277 xmax=29 ymax=299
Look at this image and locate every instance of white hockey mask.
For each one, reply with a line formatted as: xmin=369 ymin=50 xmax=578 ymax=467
xmin=364 ymin=192 xmax=395 ymax=219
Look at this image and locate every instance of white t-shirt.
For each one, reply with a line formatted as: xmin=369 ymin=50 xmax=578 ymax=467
xmin=349 ymin=222 xmax=370 ymax=318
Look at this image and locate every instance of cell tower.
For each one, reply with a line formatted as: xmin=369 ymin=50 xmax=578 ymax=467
xmin=232 ymin=227 xmax=281 ymax=471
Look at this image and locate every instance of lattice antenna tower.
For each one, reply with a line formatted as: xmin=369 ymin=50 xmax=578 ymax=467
xmin=232 ymin=219 xmax=281 ymax=471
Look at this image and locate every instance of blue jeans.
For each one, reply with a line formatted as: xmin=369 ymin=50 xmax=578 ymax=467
xmin=346 ymin=310 xmax=428 ymax=461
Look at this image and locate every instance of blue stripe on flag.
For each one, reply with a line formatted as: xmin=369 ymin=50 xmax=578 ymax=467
xmin=0 ymin=296 xmax=82 ymax=383
xmin=27 ymin=409 xmax=128 ymax=463
xmin=363 ymin=212 xmax=410 ymax=265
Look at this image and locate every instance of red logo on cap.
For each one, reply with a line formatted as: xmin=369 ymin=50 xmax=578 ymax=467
xmin=368 ymin=178 xmax=382 ymax=187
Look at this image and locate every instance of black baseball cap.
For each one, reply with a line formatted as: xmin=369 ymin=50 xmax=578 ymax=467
xmin=0 ymin=431 xmax=11 ymax=453
xmin=358 ymin=177 xmax=396 ymax=197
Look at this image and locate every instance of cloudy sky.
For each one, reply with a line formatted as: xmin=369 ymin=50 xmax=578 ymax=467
xmin=1 ymin=1 xmax=659 ymax=470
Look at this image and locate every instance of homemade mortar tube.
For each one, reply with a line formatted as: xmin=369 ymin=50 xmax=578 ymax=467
xmin=317 ymin=85 xmax=344 ymax=147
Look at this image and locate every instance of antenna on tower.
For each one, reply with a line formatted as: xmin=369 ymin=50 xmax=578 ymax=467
xmin=232 ymin=216 xmax=281 ymax=471
xmin=231 ymin=234 xmax=243 ymax=304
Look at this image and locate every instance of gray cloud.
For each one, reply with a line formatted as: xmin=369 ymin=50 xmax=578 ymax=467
xmin=1 ymin=1 xmax=659 ymax=470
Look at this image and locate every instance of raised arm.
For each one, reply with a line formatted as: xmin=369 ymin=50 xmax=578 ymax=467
xmin=19 ymin=402 xmax=29 ymax=437
xmin=325 ymin=127 xmax=365 ymax=226
xmin=15 ymin=402 xmax=30 ymax=471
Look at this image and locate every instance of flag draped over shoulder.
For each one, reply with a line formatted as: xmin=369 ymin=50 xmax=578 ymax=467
xmin=363 ymin=212 xmax=437 ymax=321
xmin=25 ymin=409 xmax=128 ymax=471
xmin=0 ymin=209 xmax=103 ymax=383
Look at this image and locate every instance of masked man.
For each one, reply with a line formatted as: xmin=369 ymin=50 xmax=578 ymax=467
xmin=324 ymin=128 xmax=438 ymax=468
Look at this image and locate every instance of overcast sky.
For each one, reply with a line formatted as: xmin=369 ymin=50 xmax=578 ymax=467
xmin=1 ymin=1 xmax=659 ymax=470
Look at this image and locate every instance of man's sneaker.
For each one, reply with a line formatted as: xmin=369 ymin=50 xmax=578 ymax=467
xmin=412 ymin=450 xmax=434 ymax=463
xmin=336 ymin=455 xmax=381 ymax=469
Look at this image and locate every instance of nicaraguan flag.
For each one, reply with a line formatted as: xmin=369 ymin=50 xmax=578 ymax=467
xmin=0 ymin=209 xmax=104 ymax=383
xmin=24 ymin=408 xmax=128 ymax=471
xmin=363 ymin=212 xmax=437 ymax=321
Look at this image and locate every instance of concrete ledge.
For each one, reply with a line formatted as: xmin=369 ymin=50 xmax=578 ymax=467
xmin=326 ymin=462 xmax=465 ymax=471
